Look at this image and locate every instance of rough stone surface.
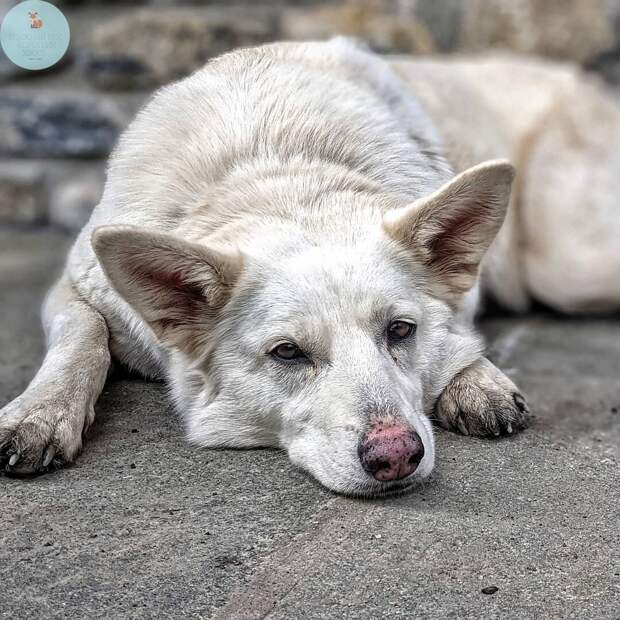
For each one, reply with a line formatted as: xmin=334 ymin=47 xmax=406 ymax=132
xmin=1 ymin=230 xmax=619 ymax=618
xmin=83 ymin=7 xmax=277 ymax=90
xmin=459 ymin=0 xmax=614 ymax=63
xmin=2 ymin=1 xmax=620 ymax=231
xmin=281 ymin=5 xmax=436 ymax=54
xmin=0 ymin=162 xmax=47 ymax=225
xmin=0 ymin=91 xmax=129 ymax=158
xmin=410 ymin=0 xmax=463 ymax=53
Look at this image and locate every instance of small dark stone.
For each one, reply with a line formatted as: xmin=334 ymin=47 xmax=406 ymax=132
xmin=214 ymin=554 xmax=243 ymax=569
xmin=611 ymin=407 xmax=618 ymax=414
xmin=131 ymin=428 xmax=139 ymax=433
xmin=83 ymin=56 xmax=149 ymax=91
xmin=481 ymin=586 xmax=499 ymax=595
xmin=130 ymin=463 xmax=136 ymax=469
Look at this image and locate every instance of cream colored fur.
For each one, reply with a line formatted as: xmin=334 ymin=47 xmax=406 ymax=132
xmin=392 ymin=54 xmax=620 ymax=312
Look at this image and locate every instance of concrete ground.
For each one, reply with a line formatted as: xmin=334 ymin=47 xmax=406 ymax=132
xmin=1 ymin=229 xmax=619 ymax=619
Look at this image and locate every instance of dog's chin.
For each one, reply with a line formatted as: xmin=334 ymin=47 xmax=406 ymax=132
xmin=322 ymin=471 xmax=428 ymax=499
xmin=318 ymin=457 xmax=435 ymax=499
xmin=350 ymin=478 xmax=418 ymax=499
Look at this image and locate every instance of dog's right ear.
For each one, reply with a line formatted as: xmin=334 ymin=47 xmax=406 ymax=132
xmin=383 ymin=160 xmax=514 ymax=303
xmin=92 ymin=226 xmax=242 ymax=355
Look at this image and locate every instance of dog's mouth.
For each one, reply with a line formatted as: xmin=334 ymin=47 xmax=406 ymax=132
xmin=341 ymin=470 xmax=427 ymax=499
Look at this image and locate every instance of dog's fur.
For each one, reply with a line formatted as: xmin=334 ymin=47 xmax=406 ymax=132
xmin=2 ymin=39 xmax=618 ymax=495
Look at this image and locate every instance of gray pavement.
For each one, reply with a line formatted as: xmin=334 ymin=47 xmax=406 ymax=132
xmin=1 ymin=230 xmax=619 ymax=619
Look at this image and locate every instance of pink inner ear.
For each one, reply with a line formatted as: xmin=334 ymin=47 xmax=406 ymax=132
xmin=428 ymin=205 xmax=475 ymax=253
xmin=425 ymin=200 xmax=489 ymax=278
xmin=130 ymin=261 xmax=208 ymax=329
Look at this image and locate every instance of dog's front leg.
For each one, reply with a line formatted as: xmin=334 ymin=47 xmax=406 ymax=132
xmin=0 ymin=276 xmax=110 ymax=474
xmin=434 ymin=357 xmax=529 ymax=437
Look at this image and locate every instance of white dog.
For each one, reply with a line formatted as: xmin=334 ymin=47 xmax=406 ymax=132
xmin=2 ymin=39 xmax=618 ymax=496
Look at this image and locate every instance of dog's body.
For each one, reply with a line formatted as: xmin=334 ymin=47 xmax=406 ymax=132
xmin=2 ymin=39 xmax=618 ymax=494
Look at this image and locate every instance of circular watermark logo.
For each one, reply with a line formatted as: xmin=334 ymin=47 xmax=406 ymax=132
xmin=1 ymin=0 xmax=70 ymax=71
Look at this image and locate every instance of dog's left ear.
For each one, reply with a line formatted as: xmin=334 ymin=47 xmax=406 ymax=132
xmin=92 ymin=225 xmax=242 ymax=356
xmin=383 ymin=159 xmax=514 ymax=301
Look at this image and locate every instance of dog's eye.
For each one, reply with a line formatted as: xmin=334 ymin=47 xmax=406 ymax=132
xmin=387 ymin=320 xmax=416 ymax=343
xmin=270 ymin=342 xmax=306 ymax=361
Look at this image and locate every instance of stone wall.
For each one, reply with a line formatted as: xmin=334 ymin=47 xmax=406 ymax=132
xmin=1 ymin=0 xmax=619 ymax=232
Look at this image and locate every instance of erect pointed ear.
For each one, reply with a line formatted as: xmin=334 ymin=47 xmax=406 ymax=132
xmin=383 ymin=159 xmax=515 ymax=302
xmin=92 ymin=226 xmax=242 ymax=355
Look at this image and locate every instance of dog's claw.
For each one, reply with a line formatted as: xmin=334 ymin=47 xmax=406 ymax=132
xmin=42 ymin=446 xmax=56 ymax=468
xmin=505 ymin=423 xmax=513 ymax=435
xmin=488 ymin=418 xmax=501 ymax=436
xmin=513 ymin=393 xmax=528 ymax=414
xmin=8 ymin=453 xmax=19 ymax=467
xmin=456 ymin=417 xmax=469 ymax=436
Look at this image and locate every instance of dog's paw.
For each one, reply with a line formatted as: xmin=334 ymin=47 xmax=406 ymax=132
xmin=0 ymin=394 xmax=91 ymax=475
xmin=434 ymin=357 xmax=529 ymax=437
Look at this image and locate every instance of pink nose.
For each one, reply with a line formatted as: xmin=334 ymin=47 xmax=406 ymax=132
xmin=358 ymin=423 xmax=424 ymax=482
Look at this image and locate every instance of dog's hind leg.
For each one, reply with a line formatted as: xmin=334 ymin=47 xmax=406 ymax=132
xmin=0 ymin=274 xmax=110 ymax=474
xmin=434 ymin=357 xmax=529 ymax=437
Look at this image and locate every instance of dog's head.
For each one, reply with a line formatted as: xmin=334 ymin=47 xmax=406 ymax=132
xmin=93 ymin=160 xmax=513 ymax=496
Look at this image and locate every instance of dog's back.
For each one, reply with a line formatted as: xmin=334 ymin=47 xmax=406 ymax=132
xmin=85 ymin=39 xmax=451 ymax=231
xmin=392 ymin=54 xmax=620 ymax=313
